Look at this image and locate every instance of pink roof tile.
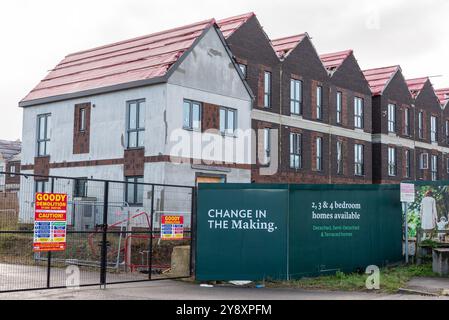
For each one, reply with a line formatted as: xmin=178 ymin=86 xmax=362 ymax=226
xmin=217 ymin=12 xmax=255 ymax=39
xmin=21 ymin=18 xmax=216 ymax=104
xmin=406 ymin=77 xmax=429 ymax=98
xmin=362 ymin=65 xmax=401 ymax=96
xmin=436 ymin=88 xmax=449 ymax=106
xmin=320 ymin=50 xmax=353 ymax=72
xmin=271 ymin=34 xmax=307 ymax=59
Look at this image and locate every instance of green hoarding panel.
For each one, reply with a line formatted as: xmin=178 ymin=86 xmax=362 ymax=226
xmin=288 ymin=184 xmax=402 ymax=278
xmin=196 ymin=184 xmax=289 ymax=281
xmin=196 ymin=184 xmax=402 ymax=281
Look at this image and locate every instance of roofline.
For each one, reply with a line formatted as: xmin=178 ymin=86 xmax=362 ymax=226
xmin=379 ymin=68 xmax=401 ymax=96
xmin=20 ymin=19 xmax=217 ymax=108
xmin=409 ymin=78 xmax=440 ymax=103
xmin=164 ymin=20 xmax=215 ymax=80
xmin=218 ymin=12 xmax=256 ymax=39
xmin=67 ymin=18 xmax=216 ymax=58
xmin=406 ymin=76 xmax=429 ymax=82
xmin=273 ymin=32 xmax=309 ymax=61
xmin=273 ymin=33 xmax=330 ymax=77
xmin=362 ymin=65 xmax=403 ymax=97
xmin=321 ymin=49 xmax=354 ymax=77
xmin=19 ymin=76 xmax=167 ymax=107
xmin=319 ymin=49 xmax=353 ymax=58
xmin=363 ymin=65 xmax=402 ymax=73
xmin=271 ymin=33 xmax=307 ymax=43
xmin=20 ymin=20 xmax=255 ymax=108
xmin=211 ymin=24 xmax=255 ymax=100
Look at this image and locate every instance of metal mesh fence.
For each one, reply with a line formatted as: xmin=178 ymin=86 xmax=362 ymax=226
xmin=0 ymin=172 xmax=194 ymax=292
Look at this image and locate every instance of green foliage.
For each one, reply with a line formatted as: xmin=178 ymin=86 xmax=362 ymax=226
xmin=269 ymin=264 xmax=438 ymax=294
xmin=420 ymin=239 xmax=439 ymax=248
xmin=407 ymin=185 xmax=449 ymax=239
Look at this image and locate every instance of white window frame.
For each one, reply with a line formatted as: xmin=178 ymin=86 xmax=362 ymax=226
xmin=183 ymin=99 xmax=202 ymax=131
xmin=263 ymin=128 xmax=271 ymax=165
xmin=388 ymin=147 xmax=397 ymax=177
xmin=431 ymin=155 xmax=438 ymax=181
xmin=337 ymin=140 xmax=343 ymax=174
xmin=405 ymin=150 xmax=411 ymax=178
xmin=336 ymin=91 xmax=342 ymax=124
xmin=37 ymin=113 xmax=51 ymax=157
xmin=420 ymin=153 xmax=429 ymax=170
xmin=431 ymin=116 xmax=438 ymax=143
xmin=9 ymin=165 xmax=16 ymax=177
xmin=404 ymin=108 xmax=410 ymax=136
xmin=264 ymin=71 xmax=272 ymax=108
xmin=418 ymin=112 xmax=424 ymax=139
xmin=290 ymin=79 xmax=303 ymax=115
xmin=126 ymin=99 xmax=145 ymax=149
xmin=388 ymin=103 xmax=396 ymax=133
xmin=125 ymin=176 xmax=144 ymax=206
xmin=79 ymin=107 xmax=86 ymax=132
xmin=316 ymin=86 xmax=323 ymax=120
xmin=219 ymin=107 xmax=237 ymax=136
xmin=238 ymin=64 xmax=247 ymax=78
xmin=354 ymin=97 xmax=364 ymax=129
xmin=354 ymin=144 xmax=364 ymax=176
xmin=290 ymin=133 xmax=302 ymax=170
xmin=35 ymin=180 xmax=50 ymax=193
xmin=446 ymin=120 xmax=449 ymax=144
xmin=316 ymin=137 xmax=323 ymax=171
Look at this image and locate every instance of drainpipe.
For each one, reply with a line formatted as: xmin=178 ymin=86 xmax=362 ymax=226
xmin=279 ymin=64 xmax=283 ymax=174
xmin=328 ymin=87 xmax=332 ymax=184
xmin=412 ymin=103 xmax=416 ymax=180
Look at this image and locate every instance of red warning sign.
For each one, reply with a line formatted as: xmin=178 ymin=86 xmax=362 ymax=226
xmin=33 ymin=193 xmax=68 ymax=252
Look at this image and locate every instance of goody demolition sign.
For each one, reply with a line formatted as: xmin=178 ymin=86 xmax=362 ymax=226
xmin=161 ymin=215 xmax=184 ymax=240
xmin=33 ymin=193 xmax=68 ymax=252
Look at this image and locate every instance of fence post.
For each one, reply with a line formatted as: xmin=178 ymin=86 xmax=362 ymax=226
xmin=46 ymin=177 xmax=55 ymax=288
xmin=100 ymin=181 xmax=109 ymax=288
xmin=189 ymin=187 xmax=196 ymax=277
xmin=148 ymin=185 xmax=155 ymax=280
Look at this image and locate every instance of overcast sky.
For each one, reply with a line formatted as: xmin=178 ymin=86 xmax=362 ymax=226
xmin=1 ymin=0 xmax=448 ymax=141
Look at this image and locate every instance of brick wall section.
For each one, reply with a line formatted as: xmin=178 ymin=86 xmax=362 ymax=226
xmin=281 ymin=37 xmax=330 ymax=121
xmin=34 ymin=156 xmax=50 ymax=180
xmin=328 ymin=53 xmax=372 ymax=132
xmin=5 ymin=161 xmax=20 ymax=185
xmin=415 ymin=81 xmax=445 ymax=146
xmin=226 ymin=16 xmax=281 ymax=113
xmin=201 ymin=103 xmax=220 ymax=132
xmin=372 ymin=70 xmax=415 ymax=184
xmin=378 ymin=71 xmax=414 ymax=135
xmin=442 ymin=99 xmax=449 ymax=148
xmin=73 ymin=102 xmax=91 ymax=154
xmin=124 ymin=148 xmax=145 ymax=176
xmin=251 ymin=120 xmax=372 ymax=184
xmin=228 ymin=16 xmax=376 ymax=185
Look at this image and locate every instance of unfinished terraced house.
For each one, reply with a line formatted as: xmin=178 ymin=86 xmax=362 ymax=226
xmin=17 ymin=12 xmax=449 ymax=226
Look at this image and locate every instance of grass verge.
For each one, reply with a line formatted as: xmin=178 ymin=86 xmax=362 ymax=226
xmin=266 ymin=264 xmax=438 ymax=294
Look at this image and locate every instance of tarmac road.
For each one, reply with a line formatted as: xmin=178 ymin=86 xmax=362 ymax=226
xmin=1 ymin=279 xmax=449 ymax=300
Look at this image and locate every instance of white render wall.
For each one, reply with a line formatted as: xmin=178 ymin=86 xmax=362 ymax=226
xmin=21 ymin=26 xmax=252 ymax=170
xmin=166 ymin=27 xmax=253 ymax=165
xmin=21 ymin=84 xmax=167 ymax=166
xmin=18 ymin=25 xmax=253 ymax=224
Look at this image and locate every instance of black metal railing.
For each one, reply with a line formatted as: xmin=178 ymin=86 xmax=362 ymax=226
xmin=0 ymin=172 xmax=195 ymax=293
